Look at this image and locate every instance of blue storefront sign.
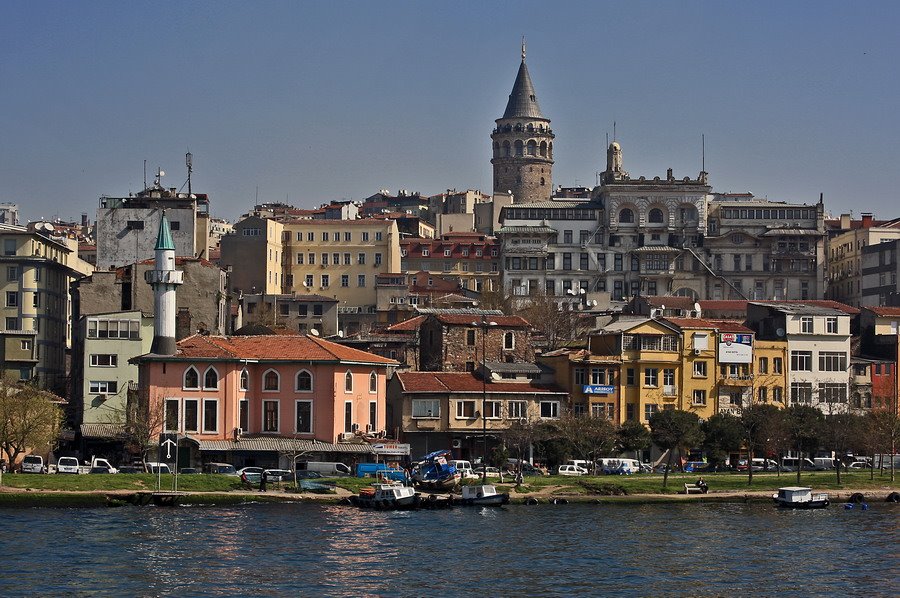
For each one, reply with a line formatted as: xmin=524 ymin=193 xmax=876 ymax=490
xmin=583 ymin=385 xmax=616 ymax=395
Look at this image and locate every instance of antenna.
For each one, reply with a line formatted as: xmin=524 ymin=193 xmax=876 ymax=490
xmin=613 ymin=121 xmax=617 ymax=142
xmin=143 ymin=160 xmax=147 ymax=190
xmin=185 ymin=152 xmax=193 ymax=196
xmin=702 ymin=134 xmax=706 ymax=174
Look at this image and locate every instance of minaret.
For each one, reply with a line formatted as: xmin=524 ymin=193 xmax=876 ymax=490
xmin=146 ymin=212 xmax=183 ymax=355
xmin=491 ymin=40 xmax=554 ymax=203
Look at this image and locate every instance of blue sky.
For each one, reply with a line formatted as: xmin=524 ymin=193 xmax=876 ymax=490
xmin=2 ymin=2 xmax=898 ymax=222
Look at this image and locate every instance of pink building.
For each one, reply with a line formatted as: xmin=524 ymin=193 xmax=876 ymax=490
xmin=135 ymin=333 xmax=397 ymax=468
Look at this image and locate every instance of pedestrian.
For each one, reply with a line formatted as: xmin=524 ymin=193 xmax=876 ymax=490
xmin=260 ymin=469 xmax=268 ymax=492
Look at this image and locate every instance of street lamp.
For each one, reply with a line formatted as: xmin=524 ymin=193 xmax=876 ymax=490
xmin=472 ymin=316 xmax=497 ymax=483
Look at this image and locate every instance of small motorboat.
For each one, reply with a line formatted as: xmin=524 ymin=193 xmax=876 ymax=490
xmin=455 ymin=484 xmax=510 ymax=507
xmin=411 ymin=450 xmax=461 ymax=491
xmin=772 ymin=486 xmax=830 ymax=509
xmin=349 ymin=482 xmax=419 ymax=510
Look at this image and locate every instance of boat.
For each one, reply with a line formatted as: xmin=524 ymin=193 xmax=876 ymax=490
xmin=454 ymin=484 xmax=510 ymax=507
xmin=411 ymin=450 xmax=461 ymax=491
xmin=772 ymin=486 xmax=830 ymax=509
xmin=349 ymin=482 xmax=419 ymax=510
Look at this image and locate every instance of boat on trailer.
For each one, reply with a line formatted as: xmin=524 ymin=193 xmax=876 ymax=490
xmin=455 ymin=484 xmax=510 ymax=507
xmin=411 ymin=450 xmax=461 ymax=492
xmin=350 ymin=482 xmax=419 ymax=510
xmin=772 ymin=486 xmax=830 ymax=509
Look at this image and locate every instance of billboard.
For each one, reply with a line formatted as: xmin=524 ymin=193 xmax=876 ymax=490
xmin=583 ymin=385 xmax=616 ymax=395
xmin=718 ymin=333 xmax=753 ymax=363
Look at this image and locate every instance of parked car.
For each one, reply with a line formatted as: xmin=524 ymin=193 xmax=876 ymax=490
xmin=21 ymin=455 xmax=46 ymax=474
xmin=145 ymin=462 xmax=172 ymax=474
xmin=556 ymin=464 xmax=588 ymax=476
xmin=56 ymin=457 xmax=80 ymax=474
xmin=848 ymin=461 xmax=871 ymax=470
xmin=472 ymin=466 xmax=502 ymax=479
xmin=295 ymin=470 xmax=323 ymax=480
xmin=683 ymin=461 xmax=710 ymax=473
xmin=204 ymin=462 xmax=238 ymax=475
xmin=264 ymin=469 xmax=293 ymax=482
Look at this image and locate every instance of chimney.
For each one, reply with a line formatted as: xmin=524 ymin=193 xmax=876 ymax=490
xmin=861 ymin=213 xmax=874 ymax=228
xmin=839 ymin=213 xmax=851 ymax=230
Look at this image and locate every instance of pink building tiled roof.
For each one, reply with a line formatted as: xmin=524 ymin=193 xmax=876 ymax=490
xmin=168 ymin=334 xmax=397 ymax=364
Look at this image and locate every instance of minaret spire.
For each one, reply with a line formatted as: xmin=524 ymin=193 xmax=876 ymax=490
xmin=521 ymin=36 xmax=526 ymax=61
xmin=147 ymin=211 xmax=183 ymax=355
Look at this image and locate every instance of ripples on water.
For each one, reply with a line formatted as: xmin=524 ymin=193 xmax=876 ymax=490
xmin=1 ymin=501 xmax=897 ymax=597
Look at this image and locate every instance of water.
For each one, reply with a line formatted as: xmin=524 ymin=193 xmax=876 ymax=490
xmin=1 ymin=502 xmax=897 ymax=597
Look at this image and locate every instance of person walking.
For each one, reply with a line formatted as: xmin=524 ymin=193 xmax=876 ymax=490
xmin=259 ymin=469 xmax=268 ymax=492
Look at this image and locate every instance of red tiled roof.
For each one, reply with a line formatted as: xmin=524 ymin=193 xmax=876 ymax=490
xmin=170 ymin=334 xmax=397 ymax=364
xmin=386 ymin=315 xmax=426 ymax=332
xmin=661 ymin=317 xmax=751 ymax=333
xmin=434 ymin=314 xmax=531 ymax=328
xmin=397 ymin=372 xmax=564 ymax=395
xmin=697 ymin=300 xmax=748 ymax=312
xmin=644 ymin=296 xmax=696 ymax=309
xmin=867 ymin=306 xmax=900 ymax=317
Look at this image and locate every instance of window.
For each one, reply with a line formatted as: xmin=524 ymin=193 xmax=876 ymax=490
xmin=305 ymin=274 xmax=314 ymax=288
xmin=165 ymin=399 xmax=180 ymax=432
xmin=626 ymin=368 xmax=635 ymax=386
xmin=412 ymin=399 xmax=440 ymax=418
xmin=692 ymin=390 xmax=707 ymax=406
xmin=484 ymin=401 xmax=502 ymax=419
xmin=590 ymin=368 xmax=607 ymax=385
xmin=296 ymin=401 xmax=312 ymax=434
xmin=819 ymin=352 xmax=847 ymax=372
xmin=126 ymin=220 xmax=144 ymax=230
xmin=368 ymin=401 xmax=377 ymax=431
xmin=540 ymin=401 xmax=560 ymax=419
xmin=341 ymin=275 xmax=349 ymax=287
xmin=183 ymin=366 xmax=199 ymax=389
xmin=263 ymin=369 xmax=280 ymax=391
xmin=758 ymin=387 xmax=767 ymax=403
xmin=345 ymin=371 xmax=353 ymax=393
xmin=800 ymin=316 xmax=813 ymax=333
xmin=203 ymin=367 xmax=219 ymax=390
xmin=644 ymin=368 xmax=658 ymax=387
xmin=358 ymin=252 xmax=366 ymax=265
xmin=826 ymin=317 xmax=838 ymax=334
xmin=263 ymin=400 xmax=279 ymax=432
xmin=619 ymin=208 xmax=634 ymax=223
xmin=89 ymin=354 xmax=118 ymax=367
xmin=6 ymin=266 xmax=18 ymax=281
xmin=5 ymin=317 xmax=19 ymax=330
xmin=773 ymin=387 xmax=783 ymax=403
xmin=296 ymin=370 xmax=312 ymax=392
xmin=89 ymin=381 xmax=118 ymax=394
xmin=313 ymin=304 xmax=323 ymax=316
xmin=773 ymin=357 xmax=783 ymax=374
xmin=693 ymin=361 xmax=707 ymax=377
xmin=758 ymin=357 xmax=768 ymax=374
xmin=820 ymin=383 xmax=847 ymax=404
xmin=3 ymin=239 xmax=16 ymax=255
xmin=663 ymin=369 xmax=675 ymax=386
xmin=790 ymin=382 xmax=813 ymax=404
xmin=369 ymin=371 xmax=377 ymax=393
xmin=574 ymin=368 xmax=586 ymax=385
xmin=508 ymin=401 xmax=527 ymax=419
xmin=20 ymin=340 xmax=32 ymax=351
xmin=466 ymin=329 xmax=476 ymax=346
xmin=644 ymin=404 xmax=659 ymax=420
xmin=203 ymin=399 xmax=218 ymax=433
xmin=184 ymin=399 xmax=199 ymax=433
xmin=321 ymin=274 xmax=329 ymax=288
xmin=238 ymin=369 xmax=249 ymax=391
xmin=308 ymin=253 xmax=315 ymax=265
xmin=358 ymin=274 xmax=366 ymax=287
xmin=5 ymin=291 xmax=18 ymax=307
xmin=503 ymin=332 xmax=514 ymax=350
xmin=790 ymin=351 xmax=812 ymax=371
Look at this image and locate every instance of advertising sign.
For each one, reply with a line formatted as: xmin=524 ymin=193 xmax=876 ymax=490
xmin=371 ymin=442 xmax=411 ymax=456
xmin=583 ymin=385 xmax=616 ymax=395
xmin=718 ymin=333 xmax=753 ymax=363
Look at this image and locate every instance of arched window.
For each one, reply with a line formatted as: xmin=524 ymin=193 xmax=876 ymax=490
xmin=504 ymin=331 xmax=515 ymax=350
xmin=183 ymin=366 xmax=199 ymax=390
xmin=526 ymin=123 xmax=534 ymax=132
xmin=649 ymin=208 xmax=665 ymax=223
xmin=345 ymin=371 xmax=354 ymax=393
xmin=548 ymin=142 xmax=553 ymax=158
xmin=514 ymin=123 xmax=523 ymax=132
xmin=296 ymin=370 xmax=312 ymax=392
xmin=539 ymin=141 xmax=547 ymax=157
xmin=502 ymin=141 xmax=511 ymax=157
xmin=263 ymin=369 xmax=280 ymax=392
xmin=203 ymin=366 xmax=219 ymax=390
xmin=369 ymin=371 xmax=377 ymax=393
xmin=526 ymin=140 xmax=537 ymax=156
xmin=514 ymin=140 xmax=524 ymax=157
xmin=239 ymin=369 xmax=248 ymax=391
xmin=540 ymin=177 xmax=545 ymax=186
xmin=619 ymin=208 xmax=635 ymax=223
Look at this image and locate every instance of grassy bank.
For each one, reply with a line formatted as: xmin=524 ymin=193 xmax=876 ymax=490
xmin=0 ymin=473 xmax=242 ymax=492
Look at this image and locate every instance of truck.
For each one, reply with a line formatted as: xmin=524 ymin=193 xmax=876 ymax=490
xmin=79 ymin=457 xmax=118 ymax=474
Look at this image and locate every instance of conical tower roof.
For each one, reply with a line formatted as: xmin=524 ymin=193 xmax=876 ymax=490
xmin=155 ymin=212 xmax=175 ymax=251
xmin=502 ymin=58 xmax=545 ymax=120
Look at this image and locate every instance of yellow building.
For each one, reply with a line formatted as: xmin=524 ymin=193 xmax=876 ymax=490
xmin=538 ymin=349 xmax=621 ymax=420
xmin=661 ymin=318 xmax=720 ymax=420
xmin=589 ymin=317 xmax=682 ymax=424
xmin=750 ymin=339 xmax=788 ymax=410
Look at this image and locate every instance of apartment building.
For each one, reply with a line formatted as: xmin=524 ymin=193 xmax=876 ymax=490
xmin=219 ymin=216 xmax=284 ymax=295
xmin=826 ymin=213 xmax=900 ymax=306
xmin=0 ymin=224 xmax=93 ymax=391
xmin=238 ymin=293 xmax=338 ymax=337
xmin=538 ymin=348 xmax=621 ymax=420
xmin=418 ymin=310 xmax=534 ymax=372
xmin=400 ymin=232 xmax=500 ymax=293
xmin=745 ymin=303 xmax=852 ymax=413
xmin=860 ymin=238 xmax=900 ymax=307
xmin=705 ymin=194 xmax=826 ymax=301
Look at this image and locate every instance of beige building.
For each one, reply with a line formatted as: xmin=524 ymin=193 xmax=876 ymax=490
xmin=0 ymin=224 xmax=93 ymax=391
xmin=220 ymin=216 xmax=284 ymax=295
xmin=826 ymin=213 xmax=900 ymax=306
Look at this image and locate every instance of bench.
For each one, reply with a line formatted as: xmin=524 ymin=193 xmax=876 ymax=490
xmin=684 ymin=483 xmax=704 ymax=494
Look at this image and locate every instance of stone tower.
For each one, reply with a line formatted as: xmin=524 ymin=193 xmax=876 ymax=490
xmin=146 ymin=212 xmax=183 ymax=355
xmin=491 ymin=42 xmax=554 ymax=204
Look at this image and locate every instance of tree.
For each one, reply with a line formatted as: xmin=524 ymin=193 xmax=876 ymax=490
xmin=869 ymin=409 xmax=900 ymax=482
xmin=785 ymin=405 xmax=825 ymax=485
xmin=122 ymin=386 xmax=166 ymax=463
xmin=701 ymin=413 xmax=743 ymax=471
xmin=822 ymin=410 xmax=865 ymax=485
xmin=616 ymin=420 xmax=651 ymax=460
xmin=517 ymin=291 xmax=591 ymax=351
xmin=0 ymin=380 xmax=65 ymax=470
xmin=553 ymin=414 xmax=616 ymax=471
xmin=741 ymin=404 xmax=786 ymax=485
xmin=649 ymin=409 xmax=704 ymax=487
xmin=504 ymin=416 xmax=546 ymax=470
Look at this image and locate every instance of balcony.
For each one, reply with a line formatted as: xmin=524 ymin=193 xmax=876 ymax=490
xmin=663 ymin=384 xmax=678 ymax=397
xmin=720 ymin=374 xmax=754 ymax=386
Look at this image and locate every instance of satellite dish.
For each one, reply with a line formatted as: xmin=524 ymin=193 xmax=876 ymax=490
xmin=310 ymin=329 xmax=320 ymax=337
xmin=776 ymin=327 xmax=785 ymax=338
xmin=591 ymin=299 xmax=598 ymax=307
xmin=660 ymin=304 xmax=666 ymax=312
xmin=337 ymin=330 xmax=344 ymax=338
xmin=566 ymin=289 xmax=575 ymax=296
xmin=579 ymin=288 xmax=586 ymax=295
xmin=693 ymin=302 xmax=702 ymax=313
xmin=491 ymin=372 xmax=501 ymax=380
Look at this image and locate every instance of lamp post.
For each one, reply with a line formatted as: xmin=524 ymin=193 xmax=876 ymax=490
xmin=472 ymin=316 xmax=497 ymax=483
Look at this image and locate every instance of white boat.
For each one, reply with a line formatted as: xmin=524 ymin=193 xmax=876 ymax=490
xmin=455 ymin=484 xmax=510 ymax=507
xmin=350 ymin=482 xmax=419 ymax=510
xmin=772 ymin=486 xmax=830 ymax=509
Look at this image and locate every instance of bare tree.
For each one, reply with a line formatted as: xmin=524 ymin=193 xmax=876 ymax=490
xmin=0 ymin=380 xmax=65 ymax=469
xmin=121 ymin=386 xmax=166 ymax=463
xmin=518 ymin=291 xmax=592 ymax=351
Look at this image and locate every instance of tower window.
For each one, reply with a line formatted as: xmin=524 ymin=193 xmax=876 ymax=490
xmin=514 ymin=140 xmax=524 ymax=156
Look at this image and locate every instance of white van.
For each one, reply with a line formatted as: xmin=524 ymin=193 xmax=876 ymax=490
xmin=600 ymin=459 xmax=642 ymax=474
xmin=297 ymin=461 xmax=352 ymax=476
xmin=449 ymin=460 xmax=477 ymax=479
xmin=21 ymin=455 xmax=45 ymax=474
xmin=56 ymin=457 xmax=80 ymax=474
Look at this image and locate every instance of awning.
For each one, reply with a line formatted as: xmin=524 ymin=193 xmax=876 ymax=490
xmin=196 ymin=437 xmax=375 ymax=454
xmin=80 ymin=423 xmax=125 ymax=439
